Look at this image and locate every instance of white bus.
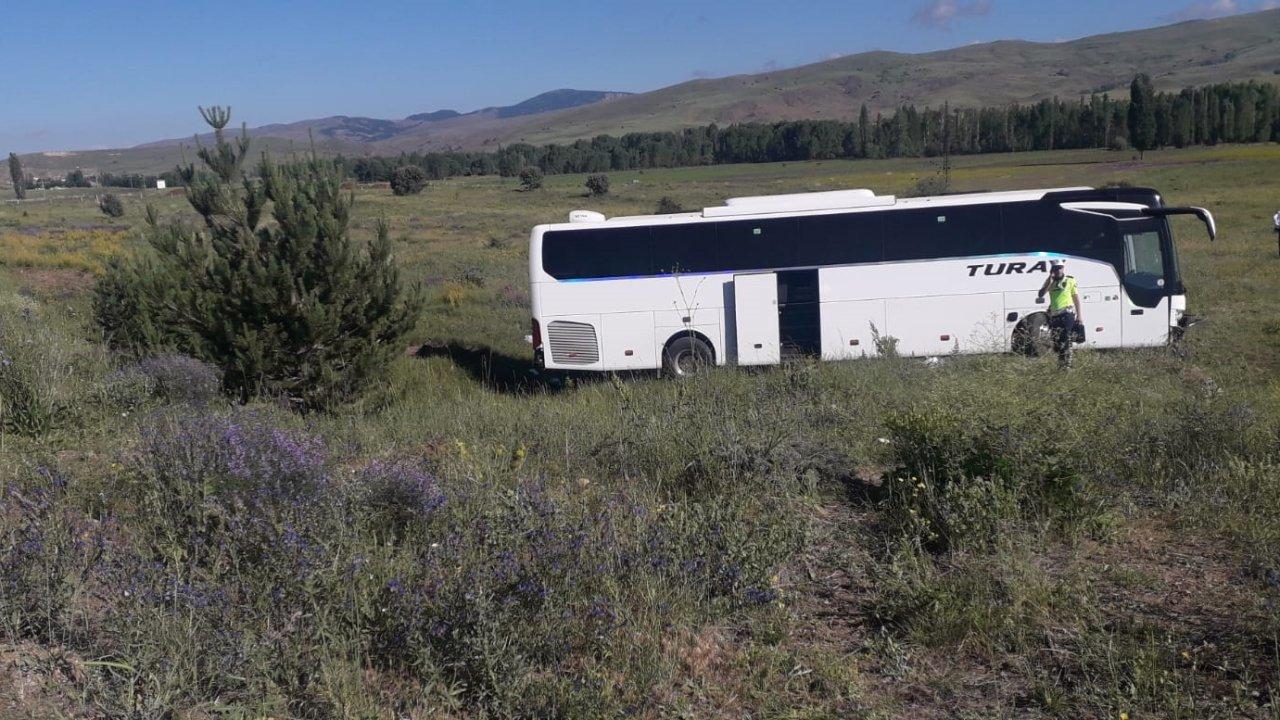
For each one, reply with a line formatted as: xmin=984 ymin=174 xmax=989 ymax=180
xmin=528 ymin=186 xmax=1215 ymax=376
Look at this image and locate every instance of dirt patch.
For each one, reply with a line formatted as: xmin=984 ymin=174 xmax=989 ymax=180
xmin=11 ymin=267 xmax=95 ymax=298
xmin=0 ymin=643 xmax=87 ymax=719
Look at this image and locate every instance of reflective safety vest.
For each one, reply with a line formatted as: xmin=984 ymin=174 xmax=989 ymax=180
xmin=1048 ymin=275 xmax=1077 ymax=312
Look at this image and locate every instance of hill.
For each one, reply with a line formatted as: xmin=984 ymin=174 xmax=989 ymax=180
xmin=14 ymin=9 xmax=1280 ymax=176
xmin=464 ymin=8 xmax=1280 ymax=149
xmin=136 ymin=89 xmax=631 ymax=149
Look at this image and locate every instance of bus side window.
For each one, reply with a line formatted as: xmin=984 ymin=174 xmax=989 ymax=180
xmin=543 ymin=227 xmax=652 ymax=280
xmin=796 ymin=213 xmax=884 ymax=266
xmin=883 ymin=206 xmax=1003 ymax=262
xmin=716 ymin=218 xmax=798 ymax=271
xmin=652 ymin=223 xmax=718 ymax=274
xmin=1002 ymin=202 xmax=1122 ymax=272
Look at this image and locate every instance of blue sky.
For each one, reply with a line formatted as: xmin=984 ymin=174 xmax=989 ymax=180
xmin=2 ymin=0 xmax=1276 ymax=153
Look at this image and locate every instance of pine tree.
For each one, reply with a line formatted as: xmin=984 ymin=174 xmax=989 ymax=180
xmin=93 ymin=107 xmax=423 ymax=411
xmin=7 ymin=153 xmax=25 ymax=200
xmin=1128 ymin=74 xmax=1157 ymax=158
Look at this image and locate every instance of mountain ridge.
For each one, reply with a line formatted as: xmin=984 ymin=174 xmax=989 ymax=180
xmin=135 ymin=89 xmax=632 ymax=150
xmin=18 ymin=9 xmax=1280 ymax=175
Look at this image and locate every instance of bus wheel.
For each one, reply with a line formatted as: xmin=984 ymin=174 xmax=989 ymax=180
xmin=662 ymin=335 xmax=714 ymax=378
xmin=1012 ymin=313 xmax=1052 ymax=357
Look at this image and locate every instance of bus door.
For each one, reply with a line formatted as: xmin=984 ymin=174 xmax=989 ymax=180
xmin=733 ymin=272 xmax=781 ymax=365
xmin=1118 ymin=218 xmax=1173 ymax=346
xmin=777 ymin=269 xmax=821 ymax=358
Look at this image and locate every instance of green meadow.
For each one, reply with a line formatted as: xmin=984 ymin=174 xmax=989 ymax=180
xmin=2 ymin=144 xmax=1280 ymax=718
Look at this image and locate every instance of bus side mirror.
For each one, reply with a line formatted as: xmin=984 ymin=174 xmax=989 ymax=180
xmin=1142 ymin=207 xmax=1216 ymax=241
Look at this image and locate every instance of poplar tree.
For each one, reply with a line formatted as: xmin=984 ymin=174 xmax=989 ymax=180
xmin=858 ymin=104 xmax=870 ymax=158
xmin=1128 ymin=73 xmax=1157 ymax=158
xmin=7 ymin=153 xmax=25 ymax=200
xmin=94 ymin=107 xmax=423 ymax=411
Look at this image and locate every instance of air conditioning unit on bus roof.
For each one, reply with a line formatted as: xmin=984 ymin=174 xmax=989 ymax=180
xmin=702 ymin=188 xmax=896 ymax=218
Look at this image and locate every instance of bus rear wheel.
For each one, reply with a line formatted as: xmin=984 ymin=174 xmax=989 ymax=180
xmin=1012 ymin=313 xmax=1053 ymax=357
xmin=662 ymin=335 xmax=714 ymax=378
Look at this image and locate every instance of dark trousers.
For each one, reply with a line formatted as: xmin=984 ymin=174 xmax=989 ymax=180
xmin=1049 ymin=311 xmax=1076 ymax=368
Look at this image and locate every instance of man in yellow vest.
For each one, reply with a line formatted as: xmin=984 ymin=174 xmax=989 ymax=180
xmin=1036 ymin=260 xmax=1082 ymax=369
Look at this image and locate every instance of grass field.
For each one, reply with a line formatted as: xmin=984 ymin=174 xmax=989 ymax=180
xmin=3 ymin=144 xmax=1280 ymax=718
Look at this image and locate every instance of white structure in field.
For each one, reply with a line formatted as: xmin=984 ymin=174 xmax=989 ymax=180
xmin=528 ymin=187 xmax=1215 ymax=375
xmin=156 ymin=180 xmax=166 ymax=190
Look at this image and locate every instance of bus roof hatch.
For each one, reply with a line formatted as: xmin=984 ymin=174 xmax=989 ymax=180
xmin=702 ymin=189 xmax=896 ymax=218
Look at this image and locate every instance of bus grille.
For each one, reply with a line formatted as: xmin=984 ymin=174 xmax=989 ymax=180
xmin=547 ymin=321 xmax=600 ymax=365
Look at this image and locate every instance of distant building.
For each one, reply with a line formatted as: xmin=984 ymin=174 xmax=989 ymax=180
xmin=156 ymin=180 xmax=166 ymax=190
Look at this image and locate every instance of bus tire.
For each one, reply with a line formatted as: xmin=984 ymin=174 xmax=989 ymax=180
xmin=662 ymin=335 xmax=714 ymax=378
xmin=1012 ymin=313 xmax=1052 ymax=357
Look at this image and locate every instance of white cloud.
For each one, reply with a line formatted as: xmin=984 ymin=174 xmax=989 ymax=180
xmin=1170 ymin=0 xmax=1279 ymax=20
xmin=911 ymin=0 xmax=993 ymax=29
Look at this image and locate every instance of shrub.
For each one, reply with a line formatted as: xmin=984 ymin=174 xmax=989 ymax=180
xmin=880 ymin=410 xmax=1088 ymax=552
xmin=1121 ymin=395 xmax=1258 ymax=497
xmin=358 ymin=459 xmax=445 ymax=543
xmin=497 ymin=283 xmax=529 ymax=308
xmin=519 ymin=166 xmax=544 ymax=191
xmin=135 ymin=354 xmax=222 ymax=404
xmin=585 ymin=173 xmax=610 ymax=196
xmin=869 ymin=546 xmax=1087 ymax=653
xmin=17 ymin=409 xmax=800 ymax=716
xmin=98 ymin=193 xmax=125 ymax=218
xmin=440 ymin=283 xmax=467 ymax=308
xmin=128 ymin=410 xmax=331 ymax=566
xmin=92 ymin=107 xmax=423 ymax=411
xmin=390 ymin=165 xmax=427 ymax=196
xmin=456 ymin=265 xmax=486 ymax=288
xmin=904 ymin=174 xmax=949 ymax=198
xmin=0 ymin=466 xmax=104 ymax=643
xmin=655 ymin=196 xmax=684 ymax=213
xmin=0 ymin=300 xmax=84 ymax=437
xmin=1100 ymin=179 xmax=1135 ymax=189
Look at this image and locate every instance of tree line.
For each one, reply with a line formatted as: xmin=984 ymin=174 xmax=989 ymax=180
xmin=7 ymin=168 xmax=188 ymax=192
xmin=15 ymin=76 xmax=1278 ymax=199
xmin=340 ymin=77 xmax=1280 ymax=183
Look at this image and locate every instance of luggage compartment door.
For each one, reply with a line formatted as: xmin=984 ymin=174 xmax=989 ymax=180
xmin=733 ymin=273 xmax=780 ymax=366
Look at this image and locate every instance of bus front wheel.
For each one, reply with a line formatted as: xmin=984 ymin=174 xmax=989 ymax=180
xmin=1012 ymin=313 xmax=1053 ymax=357
xmin=662 ymin=335 xmax=714 ymax=378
